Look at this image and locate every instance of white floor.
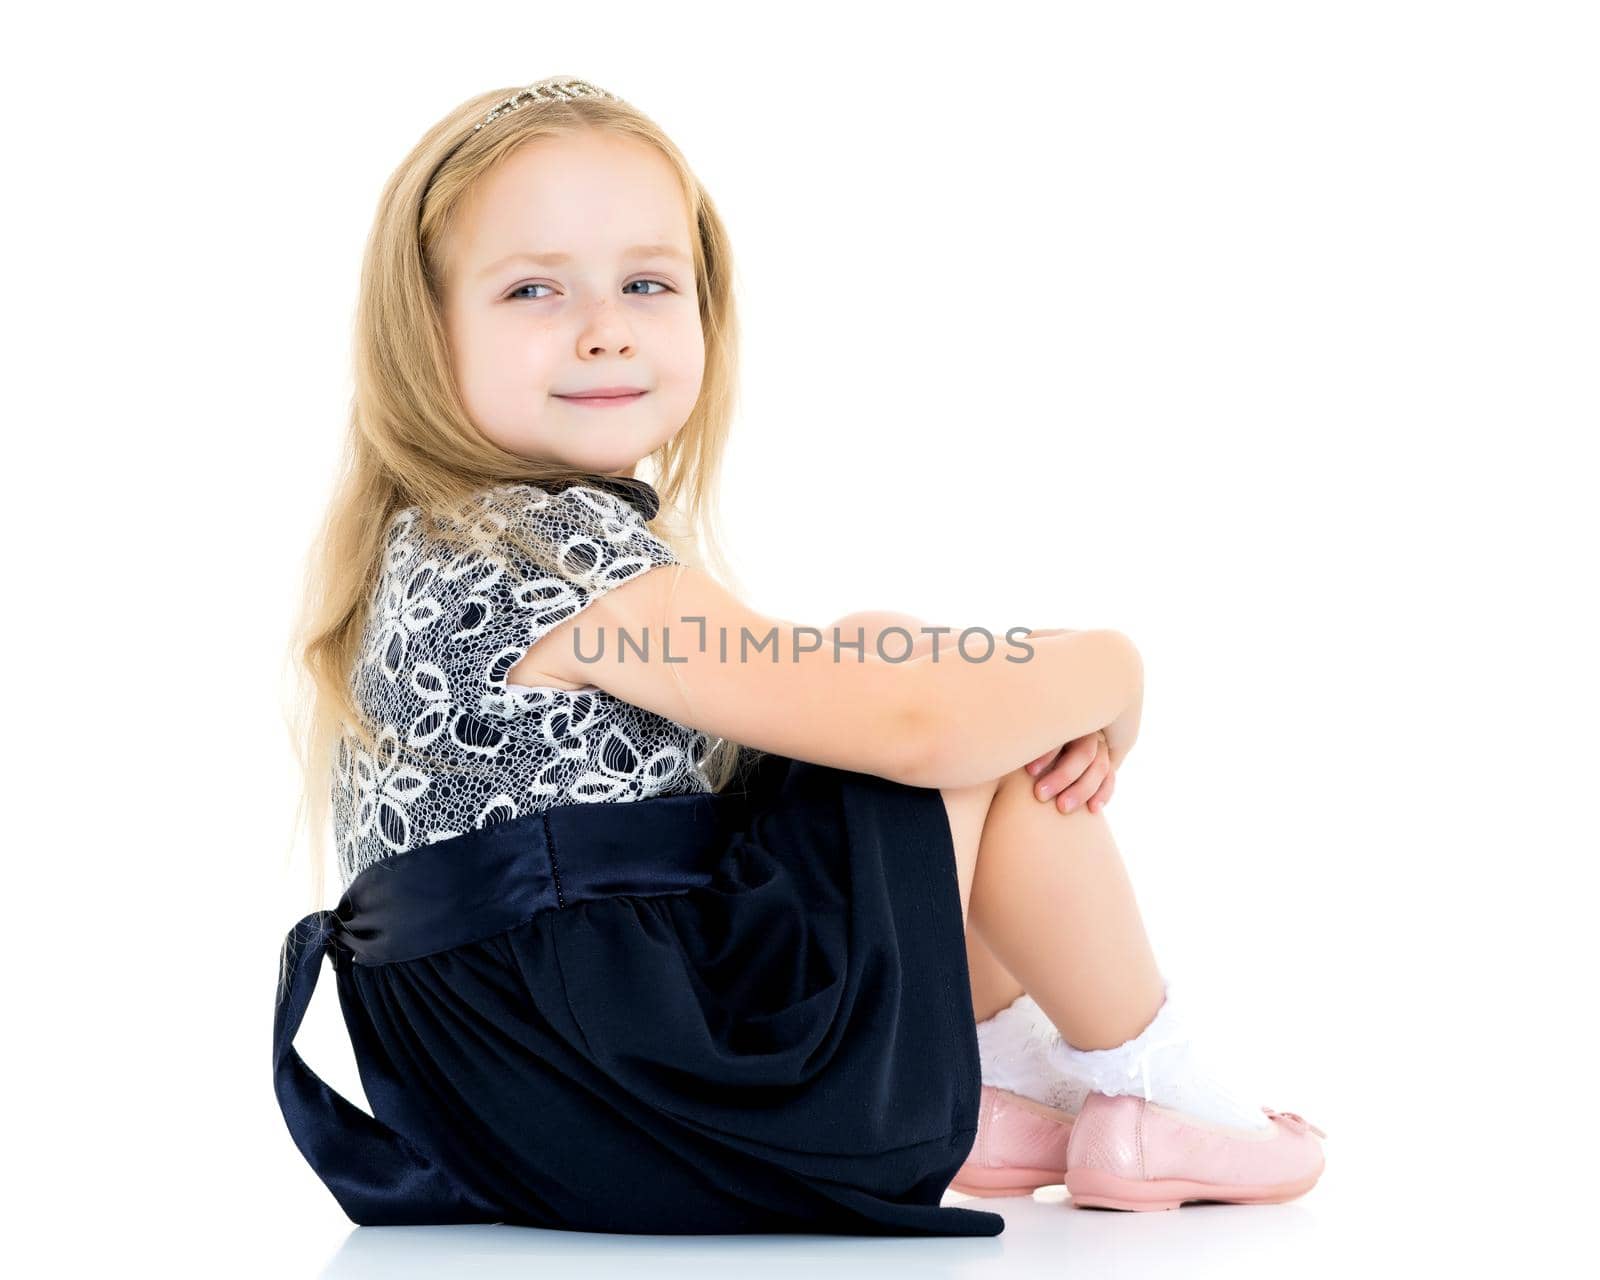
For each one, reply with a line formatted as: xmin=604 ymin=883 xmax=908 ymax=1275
xmin=222 ymin=1155 xmax=1554 ymax=1280
xmin=304 ymin=1184 xmax=1339 ymax=1279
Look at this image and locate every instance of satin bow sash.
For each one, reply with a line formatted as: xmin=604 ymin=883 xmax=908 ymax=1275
xmin=272 ymin=909 xmax=502 ymax=1225
xmin=271 ymin=791 xmax=728 ymax=1225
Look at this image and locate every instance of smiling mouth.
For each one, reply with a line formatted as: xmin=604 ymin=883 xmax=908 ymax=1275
xmin=555 ymin=391 xmax=648 ymax=405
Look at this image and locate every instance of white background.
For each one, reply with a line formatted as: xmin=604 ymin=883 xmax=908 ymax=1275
xmin=7 ymin=1 xmax=1595 ymax=1275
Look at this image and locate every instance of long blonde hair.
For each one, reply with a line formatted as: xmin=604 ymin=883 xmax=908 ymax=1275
xmin=281 ymin=83 xmax=754 ymax=914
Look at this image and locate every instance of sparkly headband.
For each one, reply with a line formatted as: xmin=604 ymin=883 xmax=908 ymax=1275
xmin=420 ymin=76 xmax=626 ymax=205
xmin=473 ymin=76 xmax=626 ymax=134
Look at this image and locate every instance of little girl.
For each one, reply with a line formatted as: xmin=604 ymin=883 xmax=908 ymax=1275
xmin=275 ymin=75 xmax=1326 ymax=1237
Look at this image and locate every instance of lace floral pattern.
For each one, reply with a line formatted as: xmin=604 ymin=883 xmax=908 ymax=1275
xmin=331 ymin=481 xmax=713 ymax=889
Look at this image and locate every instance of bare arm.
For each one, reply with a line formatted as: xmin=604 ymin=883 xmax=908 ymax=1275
xmin=895 ymin=628 xmax=1144 ymax=790
xmin=519 ymin=563 xmax=931 ymax=784
xmin=521 ymin=563 xmax=1142 ymax=791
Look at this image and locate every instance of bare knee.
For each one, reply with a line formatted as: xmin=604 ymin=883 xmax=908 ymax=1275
xmin=941 ymin=766 xmax=1035 ymax=925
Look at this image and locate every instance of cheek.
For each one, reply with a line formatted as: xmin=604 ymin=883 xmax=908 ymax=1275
xmin=468 ymin=323 xmax=559 ymax=391
xmin=664 ymin=319 xmax=706 ymax=385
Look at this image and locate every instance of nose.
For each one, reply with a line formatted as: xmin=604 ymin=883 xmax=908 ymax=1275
xmin=579 ymin=298 xmax=634 ymax=356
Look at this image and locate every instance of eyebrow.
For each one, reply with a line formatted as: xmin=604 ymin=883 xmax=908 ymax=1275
xmin=476 ymin=243 xmax=692 ymax=279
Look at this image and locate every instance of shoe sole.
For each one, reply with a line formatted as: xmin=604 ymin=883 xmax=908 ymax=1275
xmin=949 ymin=1164 xmax=1063 ymax=1198
xmin=1065 ymin=1165 xmax=1323 ymax=1211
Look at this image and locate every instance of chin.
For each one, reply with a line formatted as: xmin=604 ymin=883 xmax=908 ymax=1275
xmin=500 ymin=420 xmax=679 ymax=475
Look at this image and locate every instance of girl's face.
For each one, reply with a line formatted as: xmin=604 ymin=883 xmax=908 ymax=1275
xmin=439 ymin=129 xmax=705 ymax=477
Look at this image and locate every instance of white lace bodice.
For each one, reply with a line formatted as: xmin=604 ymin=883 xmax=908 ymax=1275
xmin=331 ymin=479 xmax=713 ymax=890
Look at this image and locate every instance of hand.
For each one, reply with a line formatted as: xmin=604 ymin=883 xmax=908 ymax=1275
xmin=1023 ymin=728 xmax=1117 ymax=815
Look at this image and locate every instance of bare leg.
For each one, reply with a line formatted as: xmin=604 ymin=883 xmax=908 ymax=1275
xmin=960 ymin=772 xmax=1165 ymax=1049
xmin=966 ymin=926 xmax=1026 ymax=1024
xmin=828 ymin=610 xmax=1166 ymax=1050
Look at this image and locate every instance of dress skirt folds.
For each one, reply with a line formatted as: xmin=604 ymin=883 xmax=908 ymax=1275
xmin=273 ymin=751 xmax=1005 ymax=1236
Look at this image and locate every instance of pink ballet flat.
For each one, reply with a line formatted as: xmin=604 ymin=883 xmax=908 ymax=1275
xmin=950 ymin=1084 xmax=1077 ymax=1198
xmin=1063 ymin=1092 xmax=1327 ymax=1211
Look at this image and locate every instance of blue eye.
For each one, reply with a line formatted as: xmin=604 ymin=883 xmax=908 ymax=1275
xmin=506 ymin=279 xmax=674 ymax=301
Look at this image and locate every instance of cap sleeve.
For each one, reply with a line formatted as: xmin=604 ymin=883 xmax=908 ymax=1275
xmin=377 ymin=481 xmax=680 ymax=724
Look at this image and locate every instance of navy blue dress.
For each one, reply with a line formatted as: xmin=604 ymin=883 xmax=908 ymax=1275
xmin=273 ymin=478 xmax=1004 ymax=1237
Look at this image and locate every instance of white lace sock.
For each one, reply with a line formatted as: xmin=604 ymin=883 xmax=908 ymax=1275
xmin=975 ymin=992 xmax=1093 ymax=1116
xmin=979 ymin=979 xmax=1273 ymax=1130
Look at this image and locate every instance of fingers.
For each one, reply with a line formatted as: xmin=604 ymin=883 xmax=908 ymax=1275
xmin=1086 ymin=766 xmax=1116 ymax=814
xmin=1055 ymin=751 xmax=1112 ymax=813
xmin=1031 ymin=735 xmax=1098 ymax=805
xmin=1052 ymin=731 xmax=1112 ymax=814
xmin=1024 ymin=747 xmax=1059 ymax=777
